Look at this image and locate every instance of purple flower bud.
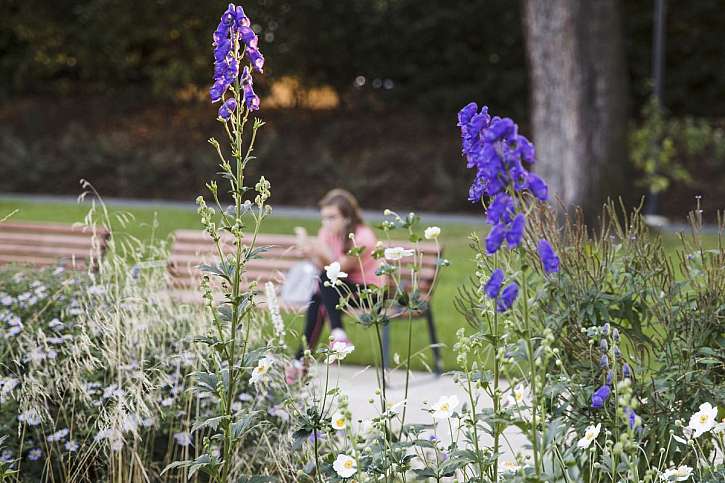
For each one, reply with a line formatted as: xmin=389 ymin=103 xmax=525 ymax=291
xmin=485 ymin=223 xmax=506 ymax=255
xmin=210 ymin=79 xmax=227 ymax=103
xmin=612 ymin=328 xmax=620 ymax=341
xmin=599 ymin=338 xmax=608 ymax=352
xmin=486 ymin=193 xmax=515 ymax=225
xmin=243 ymin=84 xmax=260 ymax=111
xmin=599 ymin=354 xmax=609 ymax=369
xmin=537 ymin=239 xmax=560 ymax=274
xmin=506 ymin=213 xmax=526 ymax=248
xmin=239 ymin=26 xmax=258 ymax=49
xmin=516 ymin=135 xmax=535 ymax=164
xmin=591 ymin=385 xmax=611 ymax=409
xmin=606 ymin=370 xmax=613 ymax=385
xmin=221 ymin=4 xmax=236 ymax=27
xmin=246 ymin=47 xmax=265 ymax=73
xmin=218 ymin=97 xmax=237 ymax=120
xmin=625 ymin=407 xmax=637 ymax=429
xmin=457 ymin=102 xmax=478 ymax=127
xmin=484 ymin=269 xmax=505 ymax=299
xmin=485 ymin=118 xmax=516 ymax=142
xmin=527 ymin=173 xmax=548 ymax=201
xmin=622 ymin=363 xmax=632 ymax=378
xmin=496 ymin=283 xmax=518 ymax=313
xmin=235 ymin=5 xmax=251 ymax=27
xmin=614 ymin=346 xmax=621 ymax=359
xmin=602 ymin=323 xmax=610 ymax=336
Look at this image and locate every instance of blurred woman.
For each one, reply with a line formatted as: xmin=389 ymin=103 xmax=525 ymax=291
xmin=288 ymin=189 xmax=383 ymax=380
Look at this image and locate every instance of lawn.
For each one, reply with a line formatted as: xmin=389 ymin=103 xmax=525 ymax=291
xmin=0 ymin=197 xmax=485 ymax=371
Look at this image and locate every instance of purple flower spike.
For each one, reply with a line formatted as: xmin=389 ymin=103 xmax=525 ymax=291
xmin=537 ymin=239 xmax=560 ymax=274
xmin=496 ymin=283 xmax=518 ymax=313
xmin=218 ymin=97 xmax=237 ymax=120
xmin=591 ymin=385 xmax=611 ymax=409
xmin=484 ymin=269 xmax=505 ymax=299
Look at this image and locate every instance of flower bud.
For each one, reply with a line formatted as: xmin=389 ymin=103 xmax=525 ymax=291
xmin=599 ymin=338 xmax=609 ymax=352
xmin=600 ymin=354 xmax=609 ymax=369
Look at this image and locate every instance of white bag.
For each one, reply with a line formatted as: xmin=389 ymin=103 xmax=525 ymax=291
xmin=280 ymin=261 xmax=318 ymax=306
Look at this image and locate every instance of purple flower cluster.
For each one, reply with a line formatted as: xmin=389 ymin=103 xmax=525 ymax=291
xmin=210 ymin=3 xmax=263 ymax=118
xmin=459 ymin=102 xmax=560 ymax=312
xmin=591 ymin=385 xmax=610 ymax=409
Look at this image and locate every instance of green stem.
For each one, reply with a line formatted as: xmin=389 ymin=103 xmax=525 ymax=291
xmin=521 ymin=267 xmax=541 ymax=478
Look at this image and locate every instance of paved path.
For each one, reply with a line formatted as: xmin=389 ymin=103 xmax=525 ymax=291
xmin=309 ymin=364 xmax=529 ymax=457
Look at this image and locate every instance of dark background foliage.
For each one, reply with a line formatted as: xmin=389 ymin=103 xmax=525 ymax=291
xmin=1 ymin=0 xmax=723 ymax=215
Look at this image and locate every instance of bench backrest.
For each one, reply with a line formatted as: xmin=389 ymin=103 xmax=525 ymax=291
xmin=168 ymin=229 xmax=441 ymax=294
xmin=0 ymin=221 xmax=110 ymax=270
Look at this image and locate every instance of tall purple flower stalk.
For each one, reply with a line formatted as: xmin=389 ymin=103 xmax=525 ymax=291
xmin=458 ymin=103 xmax=560 ymax=310
xmin=211 ymin=3 xmax=263 ymax=117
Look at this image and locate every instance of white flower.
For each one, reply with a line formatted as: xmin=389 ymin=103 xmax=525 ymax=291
xmin=384 ymin=247 xmax=415 ymax=261
xmin=0 ymin=295 xmax=12 ymax=306
xmin=713 ymin=419 xmax=725 ymax=435
xmin=577 ymin=423 xmax=601 ymax=449
xmin=18 ymin=408 xmax=42 ymax=426
xmin=250 ymin=355 xmax=274 ymax=385
xmin=324 ymin=262 xmax=348 ymax=284
xmin=431 ymin=395 xmax=459 ymax=419
xmin=332 ymin=453 xmax=357 ymax=478
xmin=47 ymin=428 xmax=70 ymax=442
xmin=500 ymin=460 xmax=520 ymax=474
xmin=0 ymin=377 xmax=19 ymax=402
xmin=64 ymin=440 xmax=79 ymax=452
xmin=687 ymin=402 xmax=718 ymax=438
xmin=331 ymin=411 xmax=347 ymax=430
xmin=504 ymin=384 xmax=532 ymax=408
xmin=424 ymin=226 xmax=441 ymax=240
xmin=27 ymin=448 xmax=42 ymax=461
xmin=328 ymin=341 xmax=355 ymax=362
xmin=174 ymin=432 xmax=193 ymax=447
xmin=161 ymin=397 xmax=175 ymax=407
xmin=660 ymin=465 xmax=693 ymax=481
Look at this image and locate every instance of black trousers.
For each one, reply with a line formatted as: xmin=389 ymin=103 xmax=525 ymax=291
xmin=296 ymin=271 xmax=357 ymax=359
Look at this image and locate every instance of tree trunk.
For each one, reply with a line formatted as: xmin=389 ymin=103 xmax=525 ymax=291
xmin=523 ymin=0 xmax=630 ymax=221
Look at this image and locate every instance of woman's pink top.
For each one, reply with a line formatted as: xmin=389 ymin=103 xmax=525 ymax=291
xmin=318 ymin=224 xmax=384 ymax=286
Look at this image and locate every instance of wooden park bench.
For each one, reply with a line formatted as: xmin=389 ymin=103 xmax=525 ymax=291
xmin=167 ymin=229 xmax=443 ymax=373
xmin=0 ymin=221 xmax=110 ymax=270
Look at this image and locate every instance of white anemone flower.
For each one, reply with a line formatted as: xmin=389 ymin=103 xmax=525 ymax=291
xmin=250 ymin=355 xmax=274 ymax=385
xmin=332 ymin=453 xmax=357 ymax=478
xmin=328 ymin=341 xmax=355 ymax=362
xmin=431 ymin=395 xmax=459 ymax=419
xmin=577 ymin=423 xmax=601 ymax=449
xmin=687 ymin=402 xmax=718 ymax=438
xmin=331 ymin=411 xmax=347 ymax=430
xmin=424 ymin=226 xmax=441 ymax=240
xmin=660 ymin=465 xmax=693 ymax=481
xmin=384 ymin=247 xmax=415 ymax=261
xmin=324 ymin=262 xmax=348 ymax=285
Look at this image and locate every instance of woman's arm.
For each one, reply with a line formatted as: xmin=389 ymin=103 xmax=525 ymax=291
xmin=301 ymin=239 xmax=359 ymax=272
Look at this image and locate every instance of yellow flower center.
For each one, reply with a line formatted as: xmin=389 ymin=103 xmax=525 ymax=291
xmin=700 ymin=414 xmax=709 ymax=424
xmin=440 ymin=403 xmax=449 ymax=411
xmin=343 ymin=460 xmax=353 ymax=469
xmin=336 ymin=418 xmax=345 ymax=427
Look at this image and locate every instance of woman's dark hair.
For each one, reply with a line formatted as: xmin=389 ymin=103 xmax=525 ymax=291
xmin=318 ymin=189 xmax=364 ymax=252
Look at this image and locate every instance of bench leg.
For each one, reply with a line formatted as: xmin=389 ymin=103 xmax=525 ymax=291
xmin=381 ymin=322 xmax=391 ymax=371
xmin=425 ymin=306 xmax=442 ymax=375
